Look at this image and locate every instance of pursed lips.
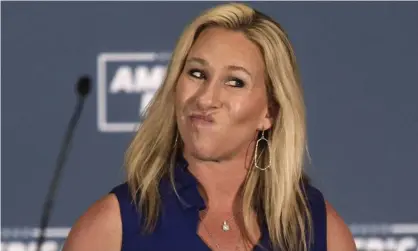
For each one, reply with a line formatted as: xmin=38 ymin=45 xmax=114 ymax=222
xmin=189 ymin=113 xmax=215 ymax=126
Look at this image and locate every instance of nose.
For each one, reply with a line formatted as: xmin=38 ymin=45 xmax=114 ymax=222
xmin=195 ymin=78 xmax=222 ymax=111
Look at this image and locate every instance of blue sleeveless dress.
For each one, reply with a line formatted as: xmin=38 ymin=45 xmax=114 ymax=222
xmin=110 ymin=156 xmax=327 ymax=251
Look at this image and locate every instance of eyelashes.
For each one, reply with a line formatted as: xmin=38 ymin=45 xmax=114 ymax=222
xmin=228 ymin=77 xmax=245 ymax=88
xmin=188 ymin=69 xmax=205 ymax=79
xmin=187 ymin=68 xmax=245 ymax=88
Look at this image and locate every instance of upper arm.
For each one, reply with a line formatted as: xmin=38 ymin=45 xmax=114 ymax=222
xmin=326 ymin=201 xmax=357 ymax=251
xmin=62 ymin=194 xmax=122 ymax=251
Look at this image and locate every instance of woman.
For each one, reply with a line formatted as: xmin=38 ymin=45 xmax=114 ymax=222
xmin=63 ymin=3 xmax=356 ymax=251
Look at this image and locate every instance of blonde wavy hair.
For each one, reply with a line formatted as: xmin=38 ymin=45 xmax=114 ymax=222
xmin=125 ymin=3 xmax=312 ymax=251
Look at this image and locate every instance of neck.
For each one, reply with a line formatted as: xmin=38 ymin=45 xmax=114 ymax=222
xmin=184 ymin=149 xmax=254 ymax=212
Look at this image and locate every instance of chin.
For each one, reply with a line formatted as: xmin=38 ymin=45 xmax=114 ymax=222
xmin=187 ymin=142 xmax=220 ymax=162
xmin=191 ymin=151 xmax=219 ymax=162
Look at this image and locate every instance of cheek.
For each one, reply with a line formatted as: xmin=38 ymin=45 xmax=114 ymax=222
xmin=227 ymin=96 xmax=266 ymax=125
xmin=175 ymin=75 xmax=197 ymax=114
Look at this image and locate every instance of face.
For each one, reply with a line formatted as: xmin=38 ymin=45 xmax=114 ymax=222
xmin=175 ymin=27 xmax=272 ymax=162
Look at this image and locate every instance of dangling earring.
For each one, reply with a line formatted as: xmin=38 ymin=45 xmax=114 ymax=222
xmin=254 ymin=130 xmax=272 ymax=171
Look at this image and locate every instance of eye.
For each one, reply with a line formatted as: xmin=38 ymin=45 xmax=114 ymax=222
xmin=226 ymin=77 xmax=245 ymax=88
xmin=188 ymin=69 xmax=206 ymax=79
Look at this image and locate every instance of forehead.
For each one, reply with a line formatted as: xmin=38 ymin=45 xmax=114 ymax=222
xmin=187 ymin=27 xmax=265 ymax=76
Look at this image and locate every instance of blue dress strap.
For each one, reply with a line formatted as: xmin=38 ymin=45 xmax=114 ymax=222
xmin=305 ymin=183 xmax=327 ymax=251
xmin=109 ymin=183 xmax=141 ymax=248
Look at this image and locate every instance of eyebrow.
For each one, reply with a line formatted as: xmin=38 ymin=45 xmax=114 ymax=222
xmin=186 ymin=57 xmax=252 ymax=77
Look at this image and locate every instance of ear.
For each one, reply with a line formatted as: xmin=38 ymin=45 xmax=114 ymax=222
xmin=258 ymin=108 xmax=273 ymax=131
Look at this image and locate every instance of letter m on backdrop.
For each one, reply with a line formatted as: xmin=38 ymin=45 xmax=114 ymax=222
xmin=97 ymin=52 xmax=171 ymax=133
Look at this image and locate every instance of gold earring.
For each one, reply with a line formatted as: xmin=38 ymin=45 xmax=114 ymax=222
xmin=254 ymin=130 xmax=271 ymax=171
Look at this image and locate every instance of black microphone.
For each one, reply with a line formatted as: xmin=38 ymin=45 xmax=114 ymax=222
xmin=35 ymin=75 xmax=92 ymax=251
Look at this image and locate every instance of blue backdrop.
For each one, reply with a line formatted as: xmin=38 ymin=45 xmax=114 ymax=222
xmin=2 ymin=2 xmax=418 ymax=251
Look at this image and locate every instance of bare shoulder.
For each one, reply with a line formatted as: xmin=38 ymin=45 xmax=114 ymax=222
xmin=62 ymin=193 xmax=122 ymax=251
xmin=325 ymin=201 xmax=357 ymax=251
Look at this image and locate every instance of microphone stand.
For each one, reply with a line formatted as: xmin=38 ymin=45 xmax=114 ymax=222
xmin=35 ymin=76 xmax=91 ymax=251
